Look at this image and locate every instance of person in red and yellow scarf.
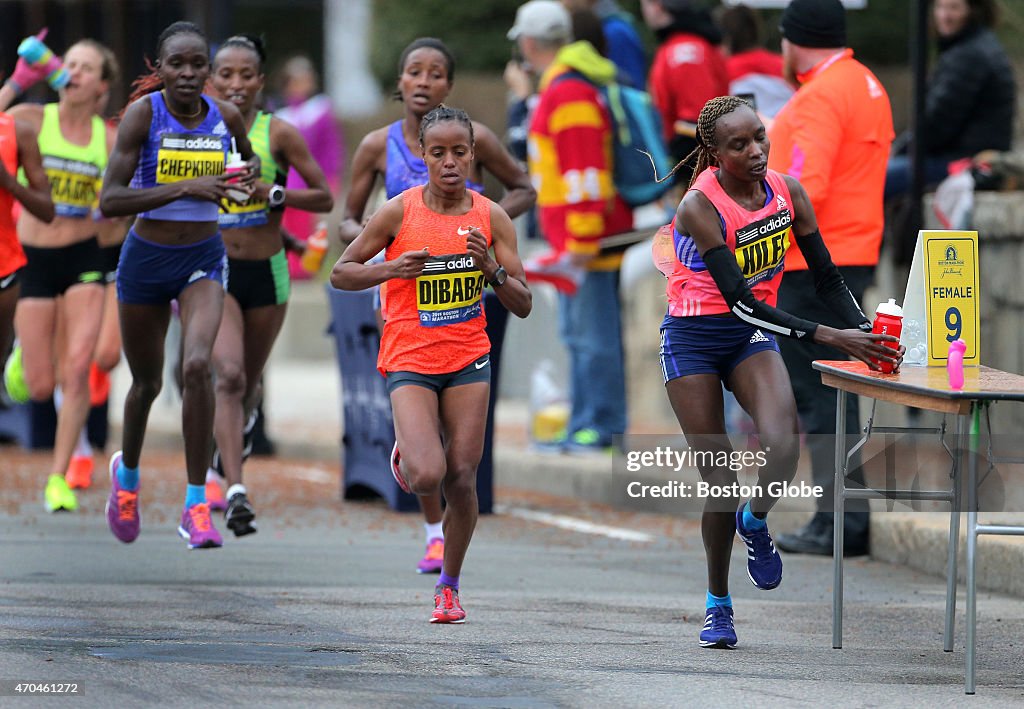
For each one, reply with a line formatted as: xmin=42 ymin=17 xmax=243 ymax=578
xmin=512 ymin=0 xmax=632 ymax=452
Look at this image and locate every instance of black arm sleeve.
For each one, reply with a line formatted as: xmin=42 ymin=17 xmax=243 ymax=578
xmin=703 ymin=245 xmax=819 ymax=340
xmin=794 ymin=229 xmax=872 ymax=332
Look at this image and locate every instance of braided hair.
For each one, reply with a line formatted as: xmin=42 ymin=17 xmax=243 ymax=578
xmin=124 ymin=21 xmax=208 ymax=108
xmin=654 ymin=95 xmax=753 ymax=189
xmin=419 ymin=104 xmax=474 ymax=147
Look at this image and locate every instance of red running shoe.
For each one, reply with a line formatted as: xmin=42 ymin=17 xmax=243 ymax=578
xmin=430 ymin=586 xmax=466 ymax=624
xmin=65 ymin=454 xmax=94 ymax=489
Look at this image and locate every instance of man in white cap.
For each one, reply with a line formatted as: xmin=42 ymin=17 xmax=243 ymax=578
xmin=509 ymin=0 xmax=633 ymax=453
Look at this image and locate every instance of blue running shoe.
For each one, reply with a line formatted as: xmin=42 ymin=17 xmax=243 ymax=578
xmin=699 ymin=606 xmax=737 ymax=649
xmin=735 ymin=507 xmax=783 ymax=590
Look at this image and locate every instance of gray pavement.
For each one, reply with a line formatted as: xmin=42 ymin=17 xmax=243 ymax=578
xmin=1 ymin=449 xmax=1024 ymax=707
xmin=7 ymin=293 xmax=1016 ymax=705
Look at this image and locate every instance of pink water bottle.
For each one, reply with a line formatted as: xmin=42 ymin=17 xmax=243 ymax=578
xmin=871 ymin=298 xmax=903 ymax=373
xmin=17 ymin=33 xmax=69 ymax=90
xmin=947 ymin=339 xmax=966 ymax=389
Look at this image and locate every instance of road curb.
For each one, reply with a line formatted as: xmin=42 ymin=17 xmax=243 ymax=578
xmin=871 ymin=512 xmax=1024 ymax=598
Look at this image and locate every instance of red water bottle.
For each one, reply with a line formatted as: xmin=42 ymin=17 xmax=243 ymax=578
xmin=871 ymin=298 xmax=903 ymax=374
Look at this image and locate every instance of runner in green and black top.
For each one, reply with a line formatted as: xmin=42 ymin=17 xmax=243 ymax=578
xmin=208 ymin=35 xmax=333 ymax=536
xmin=0 ymin=39 xmax=119 ymax=511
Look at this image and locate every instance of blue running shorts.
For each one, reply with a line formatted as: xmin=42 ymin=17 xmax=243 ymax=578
xmin=660 ymin=314 xmax=780 ymax=386
xmin=117 ymin=228 xmax=227 ymax=305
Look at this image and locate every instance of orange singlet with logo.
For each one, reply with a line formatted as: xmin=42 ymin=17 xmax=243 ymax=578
xmin=377 ymin=185 xmax=492 ymax=376
xmin=0 ymin=113 xmax=25 ymax=278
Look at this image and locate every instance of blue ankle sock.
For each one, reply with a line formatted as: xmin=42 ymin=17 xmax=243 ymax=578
xmin=438 ymin=571 xmax=459 ymax=590
xmin=185 ymin=484 xmax=206 ymax=509
xmin=117 ymin=463 xmax=139 ymax=491
xmin=742 ymin=500 xmax=766 ymax=530
xmin=706 ymin=591 xmax=732 ymax=608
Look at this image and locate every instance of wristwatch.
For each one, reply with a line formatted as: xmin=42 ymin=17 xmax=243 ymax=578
xmin=267 ymin=184 xmax=286 ymax=208
xmin=489 ymin=265 xmax=508 ymax=288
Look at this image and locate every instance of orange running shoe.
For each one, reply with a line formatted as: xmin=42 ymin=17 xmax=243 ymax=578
xmin=89 ymin=363 xmax=111 ymax=407
xmin=430 ymin=586 xmax=466 ymax=624
xmin=206 ymin=479 xmax=227 ymax=512
xmin=65 ymin=454 xmax=94 ymax=489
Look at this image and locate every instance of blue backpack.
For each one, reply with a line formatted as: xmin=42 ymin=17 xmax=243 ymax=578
xmin=555 ymin=72 xmax=674 ymax=207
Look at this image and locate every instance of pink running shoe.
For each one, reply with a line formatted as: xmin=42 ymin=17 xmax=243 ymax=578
xmin=105 ymin=451 xmax=140 ymax=543
xmin=416 ymin=537 xmax=444 ymax=574
xmin=430 ymin=586 xmax=466 ymax=624
xmin=178 ymin=503 xmax=223 ymax=549
xmin=391 ymin=441 xmax=410 ymax=493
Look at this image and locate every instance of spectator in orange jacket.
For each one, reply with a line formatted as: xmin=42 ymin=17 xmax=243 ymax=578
xmin=766 ymin=0 xmax=894 ymax=557
xmin=511 ymin=0 xmax=632 ymax=452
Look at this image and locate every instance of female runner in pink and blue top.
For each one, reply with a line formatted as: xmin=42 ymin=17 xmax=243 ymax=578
xmin=658 ymin=95 xmax=903 ymax=649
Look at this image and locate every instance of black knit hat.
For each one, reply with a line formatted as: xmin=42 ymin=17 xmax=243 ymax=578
xmin=780 ymin=0 xmax=846 ymax=48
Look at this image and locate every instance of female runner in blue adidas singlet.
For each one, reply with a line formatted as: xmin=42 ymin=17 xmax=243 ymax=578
xmin=98 ymin=21 xmax=258 ymax=550
xmin=207 ymin=34 xmax=333 ymax=537
xmin=661 ymin=96 xmax=903 ymax=649
xmin=340 ymin=37 xmax=535 ymax=574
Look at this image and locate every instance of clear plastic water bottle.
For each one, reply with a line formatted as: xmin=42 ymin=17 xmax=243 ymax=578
xmin=903 ymin=319 xmax=926 ymax=365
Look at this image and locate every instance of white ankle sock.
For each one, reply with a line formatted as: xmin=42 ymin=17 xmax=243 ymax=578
xmin=425 ymin=521 xmax=443 ymax=543
xmin=74 ymin=428 xmax=92 ymax=458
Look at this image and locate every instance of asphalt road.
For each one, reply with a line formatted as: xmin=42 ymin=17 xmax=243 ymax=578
xmin=1 ymin=449 xmax=1023 ymax=708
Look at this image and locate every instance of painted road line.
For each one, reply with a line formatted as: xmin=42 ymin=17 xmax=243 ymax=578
xmin=497 ymin=505 xmax=655 ymax=543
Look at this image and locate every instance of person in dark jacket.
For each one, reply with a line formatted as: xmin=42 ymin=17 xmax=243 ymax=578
xmin=885 ymin=0 xmax=1015 ymax=200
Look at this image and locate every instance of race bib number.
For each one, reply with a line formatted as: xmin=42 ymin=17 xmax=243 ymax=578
xmin=734 ymin=209 xmax=792 ymax=287
xmin=416 ymin=252 xmax=484 ymax=327
xmin=219 ymin=196 xmax=268 ymax=228
xmin=44 ymin=155 xmax=102 ymax=218
xmin=156 ymin=133 xmax=225 ymax=184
